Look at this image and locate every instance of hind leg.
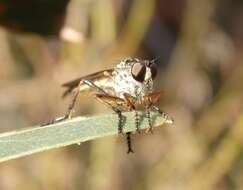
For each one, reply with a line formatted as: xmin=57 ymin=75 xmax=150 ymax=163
xmin=42 ymin=79 xmax=109 ymax=126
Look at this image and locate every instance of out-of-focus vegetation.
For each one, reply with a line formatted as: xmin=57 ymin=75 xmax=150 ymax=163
xmin=0 ymin=0 xmax=242 ymax=189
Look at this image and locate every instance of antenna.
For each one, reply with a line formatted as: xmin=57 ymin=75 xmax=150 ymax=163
xmin=150 ymin=56 xmax=161 ymax=64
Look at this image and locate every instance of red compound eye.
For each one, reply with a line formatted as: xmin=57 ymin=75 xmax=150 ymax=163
xmin=131 ymin=62 xmax=146 ymax=83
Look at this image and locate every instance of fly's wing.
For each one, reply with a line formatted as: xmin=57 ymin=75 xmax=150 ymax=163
xmin=62 ymin=69 xmax=114 ymax=98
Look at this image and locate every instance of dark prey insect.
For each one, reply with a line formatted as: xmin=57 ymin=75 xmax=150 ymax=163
xmin=52 ymin=58 xmax=173 ymax=153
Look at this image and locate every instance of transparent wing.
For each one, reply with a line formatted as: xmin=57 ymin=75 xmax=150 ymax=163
xmin=62 ymin=69 xmax=114 ymax=98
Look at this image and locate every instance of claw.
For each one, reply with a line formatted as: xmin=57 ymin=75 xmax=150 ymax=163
xmin=127 ymin=147 xmax=134 ymax=154
xmin=152 ymin=106 xmax=174 ymax=124
xmin=41 ymin=115 xmax=68 ymax=127
xmin=161 ymin=112 xmax=174 ymax=124
xmin=136 ymin=128 xmax=141 ymax=134
xmin=146 ymin=127 xmax=153 ymax=134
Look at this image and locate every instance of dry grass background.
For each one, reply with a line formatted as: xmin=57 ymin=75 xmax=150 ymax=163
xmin=0 ymin=0 xmax=243 ymax=189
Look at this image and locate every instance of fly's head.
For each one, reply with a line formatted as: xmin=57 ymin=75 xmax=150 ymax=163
xmin=130 ymin=58 xmax=157 ymax=90
xmin=113 ymin=58 xmax=158 ymax=99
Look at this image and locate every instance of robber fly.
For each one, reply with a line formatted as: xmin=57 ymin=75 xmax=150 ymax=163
xmin=52 ymin=58 xmax=173 ymax=153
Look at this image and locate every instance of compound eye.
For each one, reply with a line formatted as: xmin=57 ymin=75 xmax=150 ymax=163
xmin=131 ymin=62 xmax=146 ymax=82
xmin=150 ymin=63 xmax=157 ymax=79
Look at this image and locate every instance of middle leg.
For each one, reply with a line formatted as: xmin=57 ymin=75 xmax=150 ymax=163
xmin=95 ymin=94 xmax=135 ymax=153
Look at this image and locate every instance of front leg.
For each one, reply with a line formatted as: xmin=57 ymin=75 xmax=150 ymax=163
xmin=145 ymin=107 xmax=153 ymax=133
xmin=146 ymin=91 xmax=174 ymax=126
xmin=151 ymin=105 xmax=174 ymax=124
xmin=144 ymin=91 xmax=162 ymax=133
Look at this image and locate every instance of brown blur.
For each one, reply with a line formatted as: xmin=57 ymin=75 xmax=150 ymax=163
xmin=0 ymin=0 xmax=243 ymax=189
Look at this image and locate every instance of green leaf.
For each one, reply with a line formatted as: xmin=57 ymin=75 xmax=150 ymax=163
xmin=0 ymin=111 xmax=173 ymax=162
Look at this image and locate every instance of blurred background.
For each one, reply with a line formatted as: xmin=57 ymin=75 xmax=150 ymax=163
xmin=0 ymin=0 xmax=243 ymax=189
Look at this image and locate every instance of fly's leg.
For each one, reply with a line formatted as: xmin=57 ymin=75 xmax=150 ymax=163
xmin=134 ymin=111 xmax=140 ymax=133
xmin=50 ymin=88 xmax=80 ymax=124
xmin=123 ymin=93 xmax=140 ymax=134
xmin=122 ymin=93 xmax=140 ymax=153
xmin=126 ymin=132 xmax=134 ymax=153
xmin=95 ymin=94 xmax=127 ymax=134
xmin=145 ymin=91 xmax=174 ymax=128
xmin=62 ymin=79 xmax=108 ymax=120
xmin=151 ymin=105 xmax=174 ymax=124
xmin=145 ymin=107 xmax=153 ymax=133
xmin=42 ymin=79 xmax=109 ymax=126
xmin=41 ymin=89 xmax=80 ymax=126
xmin=64 ymin=79 xmax=111 ymax=119
xmin=112 ymin=107 xmax=124 ymax=134
xmin=63 ymin=89 xmax=79 ymax=120
xmin=144 ymin=91 xmax=161 ymax=133
xmin=95 ymin=94 xmax=135 ymax=153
